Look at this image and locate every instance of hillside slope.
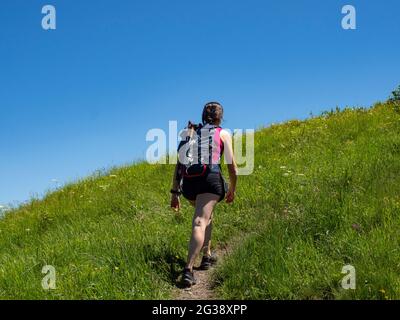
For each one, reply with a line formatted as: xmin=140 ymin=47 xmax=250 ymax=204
xmin=1 ymin=102 xmax=399 ymax=299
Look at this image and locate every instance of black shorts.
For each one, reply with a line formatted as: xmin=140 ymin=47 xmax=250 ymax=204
xmin=181 ymin=172 xmax=227 ymax=202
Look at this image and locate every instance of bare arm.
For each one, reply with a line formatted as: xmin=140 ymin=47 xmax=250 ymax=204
xmin=171 ymin=162 xmax=181 ymax=191
xmin=220 ymin=130 xmax=237 ymax=202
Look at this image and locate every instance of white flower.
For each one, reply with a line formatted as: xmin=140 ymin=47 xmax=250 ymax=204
xmin=0 ymin=205 xmax=10 ymax=213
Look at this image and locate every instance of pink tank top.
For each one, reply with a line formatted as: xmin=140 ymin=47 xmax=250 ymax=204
xmin=212 ymin=127 xmax=224 ymax=165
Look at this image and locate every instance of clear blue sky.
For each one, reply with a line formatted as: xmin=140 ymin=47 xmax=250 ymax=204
xmin=1 ymin=0 xmax=399 ymax=206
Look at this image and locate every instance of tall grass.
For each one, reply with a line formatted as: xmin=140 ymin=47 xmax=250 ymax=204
xmin=215 ymin=102 xmax=400 ymax=299
xmin=0 ymin=102 xmax=399 ymax=299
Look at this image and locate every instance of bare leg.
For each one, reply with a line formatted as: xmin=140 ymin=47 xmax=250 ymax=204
xmin=202 ymin=215 xmax=213 ymax=257
xmin=186 ymin=193 xmax=219 ymax=271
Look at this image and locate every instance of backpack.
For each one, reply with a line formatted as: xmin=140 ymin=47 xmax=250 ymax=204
xmin=177 ymin=122 xmax=223 ymax=178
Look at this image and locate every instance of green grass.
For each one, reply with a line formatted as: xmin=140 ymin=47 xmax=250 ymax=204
xmin=1 ymin=102 xmax=400 ymax=299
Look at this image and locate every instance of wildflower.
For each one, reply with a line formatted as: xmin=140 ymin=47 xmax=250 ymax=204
xmin=283 ymin=173 xmax=290 ymax=177
xmin=109 ymin=175 xmax=117 ymax=178
xmin=0 ymin=205 xmax=10 ymax=212
xmin=114 ymin=266 xmax=119 ymax=271
xmin=25 ymin=228 xmax=31 ymax=232
xmin=280 ymin=166 xmax=287 ymax=169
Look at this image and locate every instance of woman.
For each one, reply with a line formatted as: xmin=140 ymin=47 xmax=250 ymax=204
xmin=170 ymin=102 xmax=238 ymax=287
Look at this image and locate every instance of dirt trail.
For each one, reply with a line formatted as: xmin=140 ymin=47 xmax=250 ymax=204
xmin=175 ymin=243 xmax=231 ymax=300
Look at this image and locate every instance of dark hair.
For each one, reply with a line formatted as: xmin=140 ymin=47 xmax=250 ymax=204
xmin=202 ymin=102 xmax=224 ymax=125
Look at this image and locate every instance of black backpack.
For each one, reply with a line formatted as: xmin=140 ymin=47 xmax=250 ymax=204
xmin=177 ymin=122 xmax=222 ymax=178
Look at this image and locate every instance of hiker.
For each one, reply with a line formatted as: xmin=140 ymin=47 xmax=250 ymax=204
xmin=170 ymin=102 xmax=238 ymax=287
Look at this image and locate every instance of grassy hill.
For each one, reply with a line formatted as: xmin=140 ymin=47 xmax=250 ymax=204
xmin=1 ymin=101 xmax=399 ymax=300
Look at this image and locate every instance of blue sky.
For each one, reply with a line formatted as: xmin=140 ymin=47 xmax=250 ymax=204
xmin=1 ymin=0 xmax=399 ymax=205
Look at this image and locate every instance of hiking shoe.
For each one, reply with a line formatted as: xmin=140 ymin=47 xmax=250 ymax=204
xmin=199 ymin=254 xmax=218 ymax=270
xmin=182 ymin=268 xmax=196 ymax=287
